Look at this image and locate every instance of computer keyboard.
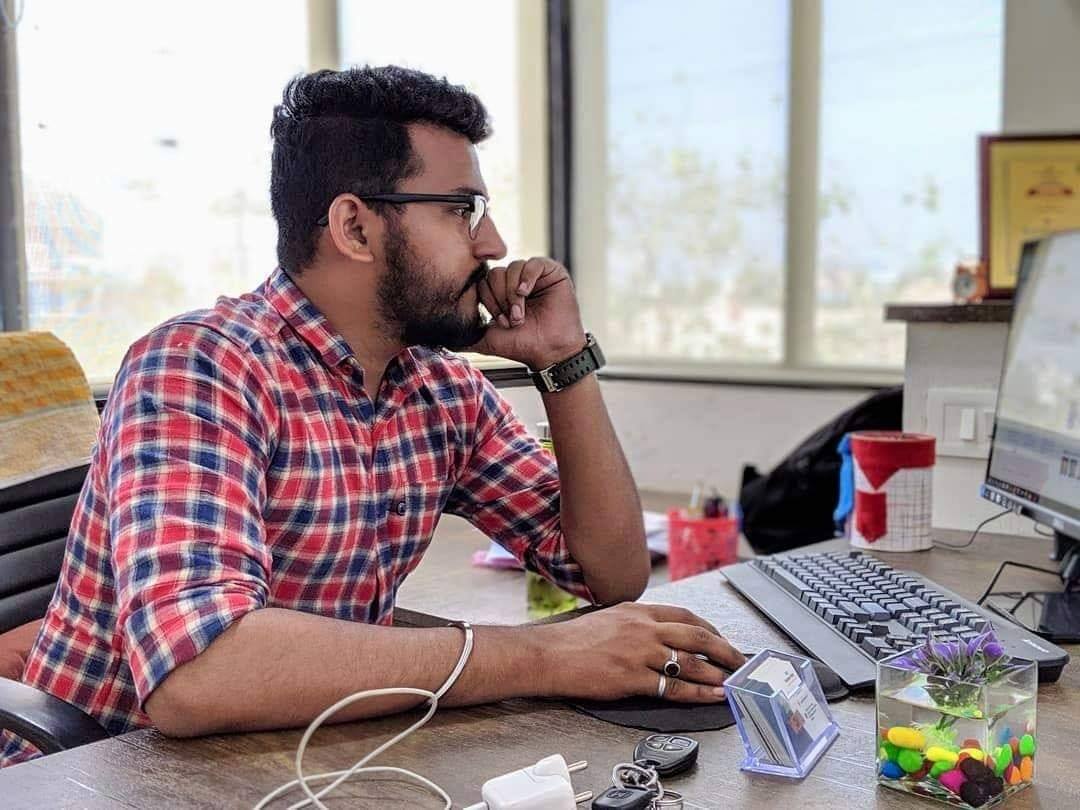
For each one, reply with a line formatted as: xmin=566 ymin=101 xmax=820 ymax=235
xmin=723 ymin=550 xmax=1070 ymax=689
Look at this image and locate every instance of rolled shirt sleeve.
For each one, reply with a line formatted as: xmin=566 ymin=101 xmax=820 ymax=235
xmin=445 ymin=373 xmax=595 ymax=602
xmin=106 ymin=322 xmax=276 ymax=706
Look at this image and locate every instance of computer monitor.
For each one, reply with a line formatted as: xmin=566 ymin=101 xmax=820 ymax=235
xmin=982 ymin=229 xmax=1080 ymax=639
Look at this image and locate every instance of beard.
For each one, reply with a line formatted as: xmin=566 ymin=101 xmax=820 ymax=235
xmin=376 ymin=219 xmax=488 ymax=351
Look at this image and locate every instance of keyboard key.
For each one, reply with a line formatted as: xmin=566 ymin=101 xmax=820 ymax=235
xmin=882 ymin=601 xmax=907 ymax=617
xmin=902 ymin=597 xmax=931 ymax=611
xmin=861 ymin=637 xmax=894 ymax=658
xmin=837 ymin=601 xmax=869 ymax=622
xmin=868 ymin=622 xmax=890 ymax=637
xmin=769 ymin=567 xmax=810 ymax=599
xmin=849 ymin=627 xmax=871 ymax=644
xmin=823 ymin=608 xmax=846 ymax=625
xmin=859 ymin=602 xmax=890 ymax=621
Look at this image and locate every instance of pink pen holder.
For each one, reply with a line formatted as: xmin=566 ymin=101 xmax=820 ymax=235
xmin=667 ymin=509 xmax=740 ymax=581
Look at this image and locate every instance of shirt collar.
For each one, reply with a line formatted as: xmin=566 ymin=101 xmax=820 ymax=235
xmin=262 ymin=267 xmax=356 ymax=372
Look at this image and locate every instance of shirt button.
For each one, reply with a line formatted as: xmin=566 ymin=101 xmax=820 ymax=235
xmin=395 ymin=501 xmax=407 ymax=516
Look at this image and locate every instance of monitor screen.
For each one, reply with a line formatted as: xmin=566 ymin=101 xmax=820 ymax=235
xmin=984 ymin=229 xmax=1080 ymax=539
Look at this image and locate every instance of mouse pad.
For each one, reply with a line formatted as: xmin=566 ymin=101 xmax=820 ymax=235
xmin=568 ymin=656 xmax=848 ymax=733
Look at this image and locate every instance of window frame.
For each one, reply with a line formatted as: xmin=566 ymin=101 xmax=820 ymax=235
xmin=565 ymin=0 xmax=987 ymax=385
xmin=2 ymin=0 xmax=1001 ymax=388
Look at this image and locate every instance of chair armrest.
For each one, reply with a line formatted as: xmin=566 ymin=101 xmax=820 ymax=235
xmin=0 ymin=676 xmax=109 ymax=755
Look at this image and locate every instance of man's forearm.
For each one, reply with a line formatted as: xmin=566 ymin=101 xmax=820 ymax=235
xmin=145 ymin=607 xmax=548 ymax=737
xmin=542 ymin=373 xmax=650 ymax=603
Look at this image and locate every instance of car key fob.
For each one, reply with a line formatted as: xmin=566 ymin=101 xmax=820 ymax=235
xmin=633 ymin=734 xmax=699 ymax=777
xmin=592 ymin=785 xmax=654 ymax=810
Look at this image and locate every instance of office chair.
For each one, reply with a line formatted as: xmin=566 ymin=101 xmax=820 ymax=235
xmin=0 ymin=332 xmax=108 ymax=754
xmin=0 ymin=463 xmax=109 ymax=754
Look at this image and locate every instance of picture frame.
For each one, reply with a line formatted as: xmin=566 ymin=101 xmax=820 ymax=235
xmin=979 ymin=133 xmax=1080 ymax=298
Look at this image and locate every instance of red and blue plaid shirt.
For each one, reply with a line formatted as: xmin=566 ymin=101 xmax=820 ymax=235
xmin=1 ymin=268 xmax=592 ymax=767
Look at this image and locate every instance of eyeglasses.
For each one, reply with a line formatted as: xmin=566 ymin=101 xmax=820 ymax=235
xmin=316 ymin=192 xmax=489 ymax=238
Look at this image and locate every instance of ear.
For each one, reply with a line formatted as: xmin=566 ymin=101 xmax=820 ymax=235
xmin=325 ymin=194 xmax=380 ymax=264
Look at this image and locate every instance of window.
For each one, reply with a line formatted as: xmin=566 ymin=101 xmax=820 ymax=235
xmin=574 ymin=0 xmax=1003 ymax=373
xmin=581 ymin=0 xmax=789 ymax=364
xmin=816 ymin=1 xmax=1003 ymax=366
xmin=338 ymin=0 xmax=548 ymax=263
xmin=17 ymin=1 xmax=308 ymax=382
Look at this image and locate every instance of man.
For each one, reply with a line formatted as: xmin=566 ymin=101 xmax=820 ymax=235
xmin=1 ymin=66 xmax=741 ymax=766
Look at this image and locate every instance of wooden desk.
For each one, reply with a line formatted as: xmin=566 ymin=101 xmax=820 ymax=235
xmin=2 ymin=531 xmax=1077 ymax=808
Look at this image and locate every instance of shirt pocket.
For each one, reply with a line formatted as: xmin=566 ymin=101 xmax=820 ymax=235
xmin=382 ymin=480 xmax=449 ymax=586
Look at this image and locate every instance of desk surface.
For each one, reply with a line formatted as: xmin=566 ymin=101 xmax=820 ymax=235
xmin=3 ymin=529 xmax=1077 ymax=809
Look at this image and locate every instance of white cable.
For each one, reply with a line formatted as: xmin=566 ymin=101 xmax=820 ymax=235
xmin=254 ymin=621 xmax=474 ymax=810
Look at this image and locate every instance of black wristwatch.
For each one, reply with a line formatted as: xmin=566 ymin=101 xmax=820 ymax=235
xmin=530 ymin=333 xmax=606 ymax=393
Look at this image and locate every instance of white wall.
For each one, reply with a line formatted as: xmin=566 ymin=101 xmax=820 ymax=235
xmin=501 ymin=382 xmax=869 ymax=501
xmin=1003 ymin=0 xmax=1080 ymax=132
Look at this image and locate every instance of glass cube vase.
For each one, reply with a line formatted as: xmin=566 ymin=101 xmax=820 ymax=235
xmin=875 ymin=651 xmax=1038 ymax=808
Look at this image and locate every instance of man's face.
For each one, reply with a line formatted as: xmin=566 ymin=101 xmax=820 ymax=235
xmin=374 ymin=124 xmax=507 ymax=350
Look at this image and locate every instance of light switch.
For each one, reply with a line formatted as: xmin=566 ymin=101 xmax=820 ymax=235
xmin=926 ymin=388 xmax=998 ymax=459
xmin=959 ymin=408 xmax=976 ymax=440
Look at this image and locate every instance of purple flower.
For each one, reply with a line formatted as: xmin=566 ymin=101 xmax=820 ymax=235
xmin=891 ymin=655 xmax=917 ymax=671
xmin=966 ymin=632 xmax=990 ymax=657
xmin=984 ymin=641 xmax=1005 ymax=659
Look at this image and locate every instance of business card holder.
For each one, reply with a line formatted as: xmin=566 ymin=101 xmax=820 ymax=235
xmin=725 ymin=649 xmax=840 ymax=778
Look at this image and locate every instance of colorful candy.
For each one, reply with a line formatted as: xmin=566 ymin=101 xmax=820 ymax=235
xmin=881 ymin=741 xmax=901 ymax=762
xmin=886 ymin=726 xmax=925 ymax=750
xmin=926 ymin=746 xmax=959 ymax=764
xmin=897 ymin=749 xmax=924 ymax=774
xmin=993 ymin=745 xmax=1012 ymax=776
xmin=930 ymin=760 xmax=953 ymax=778
xmin=1019 ymin=734 xmax=1036 ymax=757
xmin=880 ymin=761 xmax=905 ymax=780
xmin=938 ymin=769 xmax=967 ymax=795
xmin=960 ymin=780 xmax=993 ymax=807
xmin=960 ymin=758 xmax=994 ymax=781
xmin=1005 ymin=764 xmax=1022 ymax=786
xmin=1020 ymin=755 xmax=1034 ymax=781
xmin=958 ymin=747 xmax=986 ymax=762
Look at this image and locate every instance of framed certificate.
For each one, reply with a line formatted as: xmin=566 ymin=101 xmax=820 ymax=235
xmin=980 ymin=134 xmax=1080 ymax=297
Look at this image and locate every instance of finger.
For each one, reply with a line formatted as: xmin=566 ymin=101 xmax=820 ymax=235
xmin=642 ymin=604 xmax=725 ymax=639
xmin=659 ymin=623 xmax=745 ymax=671
xmin=653 ymin=646 xmax=729 ymax=687
xmin=645 ymin=672 xmax=726 ymax=704
xmin=478 ymin=276 xmax=509 ymax=330
xmin=516 ymin=257 xmax=550 ymax=300
xmin=501 ymin=260 xmax=527 ymax=324
xmin=486 ymin=267 xmax=510 ymax=325
xmin=505 ymin=260 xmax=527 ymax=326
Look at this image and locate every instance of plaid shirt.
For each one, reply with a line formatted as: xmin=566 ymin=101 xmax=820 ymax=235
xmin=1 ymin=268 xmax=592 ymax=767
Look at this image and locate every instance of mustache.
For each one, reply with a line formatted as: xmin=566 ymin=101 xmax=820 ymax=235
xmin=459 ymin=263 xmax=489 ymax=299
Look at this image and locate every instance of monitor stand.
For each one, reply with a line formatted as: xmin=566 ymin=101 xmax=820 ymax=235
xmin=988 ymin=532 xmax=1080 ymax=643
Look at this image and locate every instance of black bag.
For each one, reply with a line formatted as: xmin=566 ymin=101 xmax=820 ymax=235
xmin=738 ymin=386 xmax=903 ymax=554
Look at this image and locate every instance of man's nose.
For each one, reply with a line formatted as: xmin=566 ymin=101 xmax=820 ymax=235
xmin=475 ymin=214 xmax=507 ymax=261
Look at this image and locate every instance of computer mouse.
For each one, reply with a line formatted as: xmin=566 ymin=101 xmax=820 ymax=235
xmin=701 ymin=652 xmax=849 ymax=702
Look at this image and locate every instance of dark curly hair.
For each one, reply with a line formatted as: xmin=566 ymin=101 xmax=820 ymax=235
xmin=269 ymin=66 xmax=491 ymax=274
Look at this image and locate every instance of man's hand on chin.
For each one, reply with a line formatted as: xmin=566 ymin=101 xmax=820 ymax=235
xmin=467 ymin=257 xmax=587 ymax=371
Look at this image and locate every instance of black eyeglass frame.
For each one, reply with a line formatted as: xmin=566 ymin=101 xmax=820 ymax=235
xmin=316 ymin=192 xmax=489 ymax=237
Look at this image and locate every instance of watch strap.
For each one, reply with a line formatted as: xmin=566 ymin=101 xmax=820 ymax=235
xmin=531 ymin=334 xmax=605 ymax=393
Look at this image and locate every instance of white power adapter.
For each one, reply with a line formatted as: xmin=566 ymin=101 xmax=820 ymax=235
xmin=463 ymin=754 xmax=591 ymax=810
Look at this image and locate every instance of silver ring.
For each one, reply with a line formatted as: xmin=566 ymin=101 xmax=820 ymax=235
xmin=656 ymin=673 xmax=668 ymax=699
xmin=663 ymin=647 xmax=682 ymax=678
